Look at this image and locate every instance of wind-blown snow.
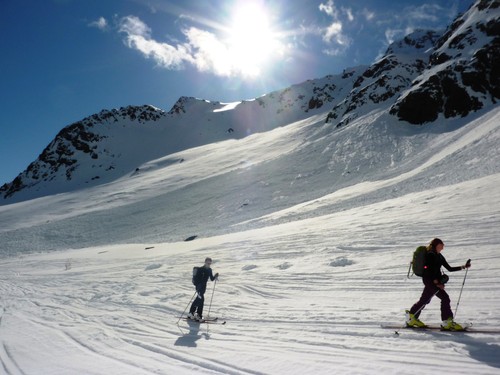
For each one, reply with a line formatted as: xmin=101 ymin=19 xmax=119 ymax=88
xmin=1 ymin=103 xmax=499 ymax=374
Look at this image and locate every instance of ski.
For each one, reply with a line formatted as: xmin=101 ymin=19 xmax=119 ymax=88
xmin=179 ymin=317 xmax=226 ymax=324
xmin=381 ymin=323 xmax=500 ymax=334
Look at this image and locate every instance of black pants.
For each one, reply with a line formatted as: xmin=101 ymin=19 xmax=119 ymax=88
xmin=410 ymin=281 xmax=453 ymax=321
xmin=189 ymin=286 xmax=206 ymax=317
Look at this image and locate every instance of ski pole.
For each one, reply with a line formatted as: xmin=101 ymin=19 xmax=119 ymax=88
xmin=454 ymin=259 xmax=471 ymax=319
xmin=207 ymin=279 xmax=217 ymax=319
xmin=177 ymin=291 xmax=197 ymax=325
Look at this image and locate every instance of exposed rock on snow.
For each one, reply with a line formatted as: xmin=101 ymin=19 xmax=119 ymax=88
xmin=390 ymin=0 xmax=500 ymax=124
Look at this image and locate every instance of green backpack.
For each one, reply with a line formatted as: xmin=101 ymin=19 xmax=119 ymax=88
xmin=409 ymin=246 xmax=428 ymax=277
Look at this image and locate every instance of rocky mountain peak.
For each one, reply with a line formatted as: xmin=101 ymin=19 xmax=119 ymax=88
xmin=325 ymin=30 xmax=439 ymax=128
xmin=386 ymin=29 xmax=441 ymax=56
xmin=390 ymin=0 xmax=499 ymax=124
xmin=321 ymin=0 xmax=498 ymax=128
xmin=167 ymin=96 xmax=202 ymax=115
xmin=0 ymin=105 xmax=167 ymax=200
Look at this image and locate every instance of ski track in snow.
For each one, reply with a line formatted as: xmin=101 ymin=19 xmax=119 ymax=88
xmin=1 ymin=108 xmax=500 ymax=372
xmin=1 ymin=172 xmax=500 ymax=375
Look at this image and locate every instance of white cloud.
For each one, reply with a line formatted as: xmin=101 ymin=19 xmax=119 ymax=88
xmin=362 ymin=8 xmax=375 ymax=21
xmin=89 ymin=17 xmax=108 ymax=31
xmin=318 ymin=0 xmax=351 ymax=52
xmin=322 ymin=21 xmax=341 ymax=43
xmin=117 ymin=15 xmax=272 ymax=78
xmin=119 ymin=16 xmax=151 ymax=38
xmin=384 ymin=27 xmax=416 ymax=45
xmin=406 ymin=4 xmax=443 ymax=23
xmin=319 ymin=0 xmax=337 ymax=17
xmin=383 ymin=3 xmax=450 ymax=46
xmin=385 ymin=29 xmax=401 ymax=45
xmin=344 ymin=8 xmax=354 ymax=22
xmin=183 ymin=27 xmax=233 ymax=76
xmin=119 ymin=16 xmax=192 ymax=70
xmin=322 ymin=47 xmax=344 ymax=56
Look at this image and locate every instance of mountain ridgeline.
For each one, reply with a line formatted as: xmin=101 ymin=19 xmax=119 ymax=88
xmin=1 ymin=0 xmax=498 ymax=203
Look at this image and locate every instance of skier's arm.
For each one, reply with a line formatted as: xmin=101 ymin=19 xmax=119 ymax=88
xmin=209 ymin=269 xmax=219 ymax=281
xmin=442 ymin=257 xmax=463 ymax=272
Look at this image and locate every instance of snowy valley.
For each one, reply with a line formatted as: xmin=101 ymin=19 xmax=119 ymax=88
xmin=1 ymin=1 xmax=500 ymax=374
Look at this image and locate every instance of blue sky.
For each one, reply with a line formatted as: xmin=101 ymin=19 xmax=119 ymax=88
xmin=0 ymin=0 xmax=475 ymax=185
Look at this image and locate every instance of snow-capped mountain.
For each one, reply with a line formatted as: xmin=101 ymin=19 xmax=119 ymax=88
xmin=389 ymin=0 xmax=499 ymax=123
xmin=0 ymin=71 xmax=363 ymax=203
xmin=1 ymin=0 xmax=498 ymax=203
xmin=326 ymin=0 xmax=499 ymax=127
xmin=325 ymin=30 xmax=441 ymax=128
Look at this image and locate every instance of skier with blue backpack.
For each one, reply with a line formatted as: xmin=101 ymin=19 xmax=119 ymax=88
xmin=406 ymin=238 xmax=471 ymax=330
xmin=187 ymin=257 xmax=219 ymax=321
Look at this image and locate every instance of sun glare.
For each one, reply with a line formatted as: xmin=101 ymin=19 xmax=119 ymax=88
xmin=226 ymin=2 xmax=281 ymax=78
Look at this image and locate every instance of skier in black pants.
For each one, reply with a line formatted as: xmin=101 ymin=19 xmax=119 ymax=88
xmin=406 ymin=238 xmax=471 ymax=330
xmin=188 ymin=257 xmax=219 ymax=321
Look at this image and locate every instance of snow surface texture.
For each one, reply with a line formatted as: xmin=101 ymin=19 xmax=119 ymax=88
xmin=1 ymin=1 xmax=500 ymax=373
xmin=1 ymin=106 xmax=499 ymax=374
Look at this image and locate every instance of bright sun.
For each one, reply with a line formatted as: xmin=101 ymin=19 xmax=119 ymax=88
xmin=225 ymin=2 xmax=282 ymax=78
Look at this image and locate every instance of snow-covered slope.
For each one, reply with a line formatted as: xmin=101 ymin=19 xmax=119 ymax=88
xmin=0 ymin=1 xmax=499 ymax=373
xmin=0 ymin=107 xmax=499 ymax=374
xmin=0 ymin=71 xmax=363 ymax=203
xmin=1 ymin=104 xmax=498 ymax=254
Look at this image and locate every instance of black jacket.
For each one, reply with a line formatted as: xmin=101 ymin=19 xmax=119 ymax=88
xmin=423 ymin=250 xmax=462 ymax=285
xmin=195 ymin=266 xmax=216 ymax=294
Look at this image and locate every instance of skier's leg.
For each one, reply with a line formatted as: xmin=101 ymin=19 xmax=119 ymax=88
xmin=197 ymin=293 xmax=205 ymax=317
xmin=189 ymin=295 xmax=200 ymax=314
xmin=435 ymin=289 xmax=453 ymax=321
xmin=190 ymin=284 xmax=204 ymax=314
xmin=410 ymin=284 xmax=437 ymax=318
